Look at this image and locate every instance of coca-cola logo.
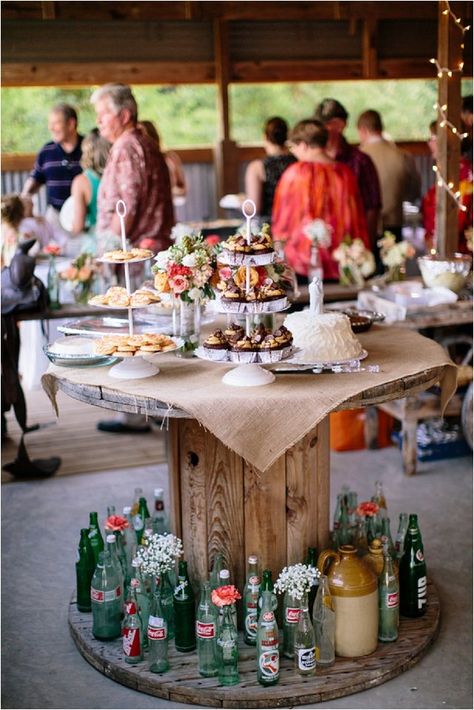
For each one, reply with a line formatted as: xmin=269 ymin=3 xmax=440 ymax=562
xmin=91 ymin=587 xmax=104 ymax=602
xmin=196 ymin=621 xmax=216 ymax=639
xmin=285 ymin=607 xmax=300 ymax=623
xmin=148 ymin=625 xmax=166 ymax=640
xmin=387 ymin=592 xmax=399 ymax=609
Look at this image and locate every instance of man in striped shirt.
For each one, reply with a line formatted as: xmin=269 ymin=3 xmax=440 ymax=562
xmin=22 ymin=103 xmax=83 ymax=219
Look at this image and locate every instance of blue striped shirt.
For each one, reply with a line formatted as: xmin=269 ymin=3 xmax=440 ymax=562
xmin=30 ymin=136 xmax=83 ymax=209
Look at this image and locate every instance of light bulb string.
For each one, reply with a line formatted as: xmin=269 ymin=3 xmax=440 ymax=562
xmin=442 ymin=1 xmax=471 ymax=34
xmin=433 ymin=102 xmax=469 ymax=141
xmin=432 ymin=165 xmax=468 ymax=212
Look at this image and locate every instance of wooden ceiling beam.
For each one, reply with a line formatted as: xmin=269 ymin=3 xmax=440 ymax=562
xmin=41 ymin=1 xmax=55 ymax=19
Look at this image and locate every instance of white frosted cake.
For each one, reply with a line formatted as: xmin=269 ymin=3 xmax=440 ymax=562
xmin=283 ymin=311 xmax=362 ymax=362
xmin=49 ymin=336 xmax=96 ymax=356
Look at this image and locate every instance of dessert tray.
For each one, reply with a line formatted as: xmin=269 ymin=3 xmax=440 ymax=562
xmin=195 ymin=345 xmax=297 ymax=366
xmin=96 ymin=248 xmax=154 ymax=264
xmin=283 ymin=349 xmax=369 ymax=368
xmin=43 ymin=346 xmax=119 ymax=368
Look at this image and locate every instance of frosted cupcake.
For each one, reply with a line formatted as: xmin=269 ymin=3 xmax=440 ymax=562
xmin=229 ymin=335 xmax=258 ymax=363
xmin=202 ymin=329 xmax=229 ymax=361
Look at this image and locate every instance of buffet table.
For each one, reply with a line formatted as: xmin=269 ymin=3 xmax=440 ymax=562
xmin=42 ymin=326 xmax=456 ymax=593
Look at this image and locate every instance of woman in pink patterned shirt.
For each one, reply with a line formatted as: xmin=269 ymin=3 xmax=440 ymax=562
xmin=91 ymin=83 xmax=174 ymax=255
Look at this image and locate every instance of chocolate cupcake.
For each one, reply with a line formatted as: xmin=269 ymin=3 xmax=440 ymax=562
xmin=203 ymin=329 xmax=229 ymax=361
xmin=224 ymin=322 xmax=245 ymax=343
xmin=230 ymin=335 xmax=258 ymax=363
xmin=258 ymin=333 xmax=286 ymax=363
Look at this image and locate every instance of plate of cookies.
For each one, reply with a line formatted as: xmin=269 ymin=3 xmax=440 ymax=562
xmin=89 ymin=287 xmax=162 ymax=309
xmin=94 ymin=332 xmax=180 ymax=358
xmin=97 ymin=248 xmax=155 ymax=264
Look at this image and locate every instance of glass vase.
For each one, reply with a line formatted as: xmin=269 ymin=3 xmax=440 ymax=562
xmin=47 ymin=255 xmax=61 ymax=310
xmin=387 ymin=264 xmax=405 ymax=282
xmin=216 ymin=604 xmax=240 ymax=686
xmin=173 ymin=298 xmax=201 ymax=356
xmin=282 ymin=592 xmax=301 ymax=658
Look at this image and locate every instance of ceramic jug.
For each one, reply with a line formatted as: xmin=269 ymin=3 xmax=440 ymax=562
xmin=366 ymin=539 xmax=399 ymax=579
xmin=317 ymin=544 xmax=378 ymax=657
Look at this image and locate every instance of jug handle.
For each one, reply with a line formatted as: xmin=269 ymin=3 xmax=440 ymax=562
xmin=317 ymin=549 xmax=340 ymax=576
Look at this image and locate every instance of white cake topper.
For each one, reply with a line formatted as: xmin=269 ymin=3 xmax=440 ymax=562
xmin=309 ymin=276 xmax=324 ymax=315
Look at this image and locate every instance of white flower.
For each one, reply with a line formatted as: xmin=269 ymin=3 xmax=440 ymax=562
xmin=303 ymin=220 xmax=332 ymax=249
xmin=182 ymin=253 xmax=197 ymax=268
xmin=187 ymin=287 xmax=202 ymax=302
xmin=274 ymin=563 xmax=320 ymax=600
xmin=171 ymin=223 xmax=194 ymax=243
xmin=154 ymin=249 xmax=170 ymax=269
xmin=135 ymin=533 xmax=183 ymax=576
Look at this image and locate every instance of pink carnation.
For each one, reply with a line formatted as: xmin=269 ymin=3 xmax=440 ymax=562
xmin=211 ymin=585 xmax=242 ymax=607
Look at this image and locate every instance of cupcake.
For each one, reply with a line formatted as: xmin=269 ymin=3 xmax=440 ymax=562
xmin=220 ymin=283 xmax=244 ymax=312
xmin=258 ymin=333 xmax=285 ymax=363
xmin=221 ymin=225 xmax=275 ymax=265
xmin=273 ymin=325 xmax=294 ymax=357
xmin=224 ymin=323 xmax=245 ymax=343
xmin=203 ymin=329 xmax=229 ymax=361
xmin=258 ymin=281 xmax=288 ymax=312
xmin=230 ymin=335 xmax=258 ymax=363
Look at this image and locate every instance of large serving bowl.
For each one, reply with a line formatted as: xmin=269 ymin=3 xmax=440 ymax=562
xmin=417 ymin=253 xmax=472 ymax=294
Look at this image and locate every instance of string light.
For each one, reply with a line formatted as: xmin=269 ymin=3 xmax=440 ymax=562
xmin=433 ymin=101 xmax=469 ymax=140
xmin=432 ymin=166 xmax=468 ymax=211
xmin=442 ymin=1 xmax=471 ymax=34
xmin=429 ymin=58 xmax=455 ymax=77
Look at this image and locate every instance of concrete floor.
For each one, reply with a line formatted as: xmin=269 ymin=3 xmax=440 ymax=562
xmin=1 ymin=446 xmax=472 ymax=710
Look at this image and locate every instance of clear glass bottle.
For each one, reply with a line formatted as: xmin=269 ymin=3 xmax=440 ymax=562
xmin=294 ymin=591 xmax=316 ymax=676
xmin=216 ymin=569 xmax=237 ymax=630
xmin=395 ymin=512 xmax=409 ymax=559
xmin=130 ymin=559 xmax=150 ymax=648
xmin=353 ymin=518 xmax=369 ymax=556
xmin=399 ymin=513 xmax=427 ymax=617
xmin=105 ymin=534 xmax=124 ymax=604
xmin=121 ymin=506 xmax=137 ymax=584
xmin=257 ymin=570 xmax=278 ymax=621
xmin=306 ymin=547 xmax=319 ymax=619
xmin=381 ymin=517 xmax=397 ymax=562
xmin=282 ymin=591 xmax=300 ymax=659
xmin=123 ymin=584 xmax=144 ymax=664
xmin=378 ymin=547 xmax=399 ymax=642
xmin=91 ymin=550 xmax=122 ymax=640
xmin=209 ymin=553 xmax=225 ymax=591
xmin=196 ymin=582 xmax=219 ymax=677
xmin=312 ymin=574 xmax=335 ymax=666
xmin=147 ymin=588 xmax=169 ymax=673
xmin=158 ymin=569 xmax=175 ymax=640
xmin=256 ymin=590 xmax=279 ymax=686
xmin=152 ymin=487 xmax=169 ymax=535
xmin=47 ymin=254 xmax=60 ymax=310
xmin=216 ymin=604 xmax=240 ymax=686
xmin=243 ymin=555 xmax=260 ymax=645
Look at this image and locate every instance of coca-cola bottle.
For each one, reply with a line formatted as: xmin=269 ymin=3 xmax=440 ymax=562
xmin=243 ymin=555 xmax=260 ymax=645
xmin=399 ymin=513 xmax=427 ymax=617
xmin=256 ymin=590 xmax=279 ymax=686
xmin=378 ymin=547 xmax=399 ymax=642
xmin=152 ymin=487 xmax=169 ymax=535
xmin=216 ymin=569 xmax=237 ymax=630
xmin=294 ymin=591 xmax=316 ymax=676
xmin=131 ymin=559 xmax=150 ymax=646
xmin=91 ymin=550 xmax=122 ymax=640
xmin=395 ymin=512 xmax=409 ymax=559
xmin=173 ymin=560 xmax=196 ymax=652
xmin=147 ymin=588 xmax=169 ymax=673
xmin=76 ymin=528 xmax=95 ymax=613
xmin=312 ymin=574 xmax=335 ymax=666
xmin=282 ymin=590 xmax=300 ymax=659
xmin=122 ymin=506 xmax=137 ymax=583
xmin=196 ymin=582 xmax=219 ymax=677
xmin=105 ymin=534 xmax=124 ymax=602
xmin=88 ymin=511 xmax=104 ymax=566
xmin=123 ymin=592 xmax=143 ymax=664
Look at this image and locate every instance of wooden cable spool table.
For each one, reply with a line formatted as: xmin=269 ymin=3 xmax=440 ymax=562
xmin=43 ymin=328 xmax=454 ymax=706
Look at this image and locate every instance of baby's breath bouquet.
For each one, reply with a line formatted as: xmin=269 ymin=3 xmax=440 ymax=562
xmin=135 ymin=533 xmax=183 ymax=577
xmin=274 ymin=563 xmax=320 ymax=600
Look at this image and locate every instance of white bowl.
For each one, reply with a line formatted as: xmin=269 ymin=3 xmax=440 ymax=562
xmin=417 ymin=254 xmax=472 ymax=294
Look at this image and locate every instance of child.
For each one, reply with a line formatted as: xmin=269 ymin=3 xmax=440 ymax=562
xmin=1 ymin=194 xmax=25 ymax=267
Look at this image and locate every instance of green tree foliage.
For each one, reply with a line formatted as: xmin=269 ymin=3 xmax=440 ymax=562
xmin=2 ymin=79 xmax=472 ymax=153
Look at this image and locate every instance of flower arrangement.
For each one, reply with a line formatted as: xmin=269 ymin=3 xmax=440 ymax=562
xmin=59 ymin=251 xmax=98 ymax=303
xmin=356 ymin=501 xmax=380 ymax=518
xmin=152 ymin=234 xmax=216 ymax=303
xmin=105 ymin=515 xmax=129 ymax=532
xmin=274 ymin=563 xmax=320 ymax=600
xmin=377 ymin=231 xmax=416 ymax=281
xmin=303 ymin=219 xmax=332 ymax=249
xmin=211 ymin=585 xmax=242 ymax=607
xmin=135 ymin=532 xmax=183 ymax=576
xmin=332 ymin=236 xmax=376 ymax=287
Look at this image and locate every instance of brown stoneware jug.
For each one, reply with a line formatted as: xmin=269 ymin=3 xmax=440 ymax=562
xmin=317 ymin=544 xmax=378 ymax=657
xmin=366 ymin=539 xmax=399 ymax=579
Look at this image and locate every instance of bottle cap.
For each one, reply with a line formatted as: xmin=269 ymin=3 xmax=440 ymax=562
xmin=154 ymin=488 xmax=164 ymax=497
xmin=248 ymin=555 xmax=258 ymax=564
xmin=123 ymin=506 xmax=132 ymax=514
xmin=219 ymin=569 xmax=230 ymax=580
xmin=106 ymin=534 xmax=116 ymax=543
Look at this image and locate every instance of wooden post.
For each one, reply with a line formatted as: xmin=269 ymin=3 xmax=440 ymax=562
xmin=362 ymin=18 xmax=378 ymax=79
xmin=435 ymin=0 xmax=463 ymax=256
xmin=213 ymin=19 xmax=239 ymax=209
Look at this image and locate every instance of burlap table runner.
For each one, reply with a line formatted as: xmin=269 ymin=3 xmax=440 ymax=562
xmin=42 ymin=326 xmax=457 ymax=472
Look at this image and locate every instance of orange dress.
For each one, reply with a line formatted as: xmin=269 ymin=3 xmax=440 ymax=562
xmin=271 ymin=161 xmax=369 ymax=280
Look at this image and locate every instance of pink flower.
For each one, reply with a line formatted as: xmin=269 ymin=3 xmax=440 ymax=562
xmin=105 ymin=515 xmax=129 ymax=532
xmin=205 ymin=235 xmax=221 ymax=246
xmin=211 ymin=585 xmax=242 ymax=607
xmin=169 ymin=274 xmax=190 ymax=294
xmin=44 ymin=243 xmax=61 ymax=256
xmin=78 ymin=266 xmax=92 ymax=282
xmin=356 ymin=501 xmax=380 ymax=518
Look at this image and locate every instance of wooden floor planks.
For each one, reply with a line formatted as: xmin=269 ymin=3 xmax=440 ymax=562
xmin=1 ymin=388 xmax=167 ymax=482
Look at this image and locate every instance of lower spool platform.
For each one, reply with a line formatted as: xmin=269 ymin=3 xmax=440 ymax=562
xmin=69 ymin=580 xmax=439 ymax=708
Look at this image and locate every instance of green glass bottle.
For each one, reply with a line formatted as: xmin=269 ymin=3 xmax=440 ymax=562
xmin=381 ymin=517 xmax=397 ymax=561
xmin=378 ymin=547 xmax=399 ymax=642
xmin=399 ymin=514 xmax=427 ymax=617
xmin=257 ymin=569 xmax=278 ymax=621
xmin=257 ymin=590 xmax=279 ymax=686
xmin=76 ymin=528 xmax=95 ymax=612
xmin=217 ymin=603 xmax=240 ymax=686
xmin=243 ymin=555 xmax=260 ymax=645
xmin=88 ymin=512 xmax=104 ymax=566
xmin=173 ymin=560 xmax=196 ymax=652
xmin=47 ymin=255 xmax=60 ymax=310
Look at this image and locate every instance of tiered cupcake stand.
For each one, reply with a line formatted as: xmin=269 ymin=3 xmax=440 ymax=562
xmin=92 ymin=201 xmax=178 ymax=379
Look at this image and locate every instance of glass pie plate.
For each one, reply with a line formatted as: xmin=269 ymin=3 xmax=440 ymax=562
xmin=43 ymin=345 xmax=119 ymax=368
xmin=283 ymin=349 xmax=368 ymax=368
